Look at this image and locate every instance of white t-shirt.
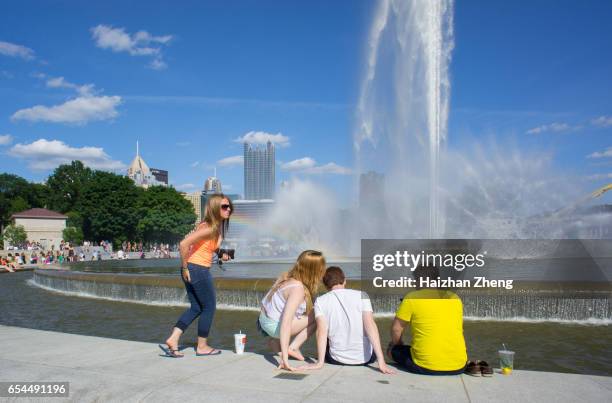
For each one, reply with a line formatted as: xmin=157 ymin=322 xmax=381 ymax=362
xmin=314 ymin=288 xmax=374 ymax=365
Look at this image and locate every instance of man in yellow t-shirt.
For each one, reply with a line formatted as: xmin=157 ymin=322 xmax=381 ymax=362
xmin=387 ymin=265 xmax=468 ymax=375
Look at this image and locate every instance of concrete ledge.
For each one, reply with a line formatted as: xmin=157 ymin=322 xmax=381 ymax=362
xmin=1 ymin=325 xmax=610 ymax=402
xmin=0 ymin=264 xmax=39 ymax=274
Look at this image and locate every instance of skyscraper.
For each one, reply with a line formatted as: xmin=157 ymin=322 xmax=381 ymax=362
xmin=203 ymin=176 xmax=222 ymax=194
xmin=244 ymin=141 xmax=275 ymax=200
xmin=359 ymin=171 xmax=385 ymax=210
xmin=359 ymin=171 xmax=388 ymax=238
xmin=182 ymin=192 xmax=203 ymax=223
xmin=127 ymin=141 xmax=166 ymax=188
xmin=150 ymin=169 xmax=169 ymax=185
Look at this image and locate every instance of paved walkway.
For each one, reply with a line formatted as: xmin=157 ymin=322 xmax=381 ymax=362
xmin=0 ymin=325 xmax=610 ymax=402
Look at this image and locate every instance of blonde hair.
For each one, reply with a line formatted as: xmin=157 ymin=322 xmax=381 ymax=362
xmin=267 ymin=250 xmax=326 ymax=313
xmin=202 ymin=194 xmax=233 ymax=238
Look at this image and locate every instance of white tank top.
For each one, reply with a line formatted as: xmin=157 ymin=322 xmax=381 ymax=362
xmin=261 ymin=283 xmax=307 ymax=321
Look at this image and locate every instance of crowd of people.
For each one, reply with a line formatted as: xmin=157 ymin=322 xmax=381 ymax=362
xmin=110 ymin=241 xmax=174 ymax=259
xmin=4 ymin=240 xmax=45 ymax=251
xmin=0 ymin=248 xmax=80 ymax=271
xmin=1 ymin=238 xmax=179 ymax=271
xmin=1 ymin=239 xmax=110 ymax=271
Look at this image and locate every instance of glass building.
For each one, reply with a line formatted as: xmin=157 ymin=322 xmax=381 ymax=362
xmin=150 ymin=169 xmax=169 ymax=185
xmin=244 ymin=141 xmax=275 ymax=200
xmin=226 ymin=199 xmax=275 ymax=239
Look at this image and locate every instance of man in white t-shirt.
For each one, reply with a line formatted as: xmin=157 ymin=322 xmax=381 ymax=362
xmin=299 ymin=266 xmax=394 ymax=374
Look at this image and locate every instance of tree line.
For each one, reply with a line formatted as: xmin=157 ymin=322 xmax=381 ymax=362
xmin=1 ymin=161 xmax=197 ymax=248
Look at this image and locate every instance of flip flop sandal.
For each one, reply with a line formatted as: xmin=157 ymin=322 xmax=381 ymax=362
xmin=477 ymin=360 xmax=494 ymax=377
xmin=195 ymin=348 xmax=222 ymax=356
xmin=465 ymin=360 xmax=481 ymax=377
xmin=158 ymin=344 xmax=184 ymax=358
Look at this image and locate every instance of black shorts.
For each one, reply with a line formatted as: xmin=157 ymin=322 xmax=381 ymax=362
xmin=390 ymin=345 xmax=466 ymax=375
xmin=324 ymin=341 xmax=376 ymax=366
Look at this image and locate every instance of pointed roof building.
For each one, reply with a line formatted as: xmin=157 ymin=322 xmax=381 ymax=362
xmin=127 ymin=141 xmax=151 ymax=178
xmin=127 ymin=141 xmax=165 ymax=188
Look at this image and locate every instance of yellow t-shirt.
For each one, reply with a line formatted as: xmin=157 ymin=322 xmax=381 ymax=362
xmin=395 ymin=289 xmax=467 ymax=371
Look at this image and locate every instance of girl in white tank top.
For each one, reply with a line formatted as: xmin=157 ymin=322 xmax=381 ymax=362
xmin=257 ymin=250 xmax=326 ymax=371
xmin=261 ymin=282 xmax=307 ymax=321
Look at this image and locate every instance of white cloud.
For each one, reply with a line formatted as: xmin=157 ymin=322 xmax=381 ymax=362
xmin=281 ymin=157 xmax=351 ymax=175
xmin=91 ymin=25 xmax=172 ymax=69
xmin=307 ymin=162 xmax=352 ymax=175
xmin=11 ymin=95 xmax=122 ymax=124
xmin=591 ymin=116 xmax=612 ymax=128
xmin=218 ymin=155 xmax=244 ymax=167
xmin=190 ymin=161 xmax=200 ymax=168
xmin=176 ymin=183 xmax=196 ymax=191
xmin=0 ymin=134 xmax=13 ymax=145
xmin=526 ymin=122 xmax=578 ymax=135
xmin=46 ymin=76 xmax=94 ymax=96
xmin=0 ymin=40 xmax=34 ymax=60
xmin=176 ymin=141 xmax=191 ymax=147
xmin=281 ymin=157 xmax=316 ymax=171
xmin=588 ymin=147 xmax=612 ymax=159
xmin=149 ymin=57 xmax=167 ymax=70
xmin=1 ymin=70 xmax=14 ymax=79
xmin=234 ymin=131 xmax=290 ymax=147
xmin=16 ymin=75 xmax=118 ymax=125
xmin=10 ymin=139 xmax=126 ymax=171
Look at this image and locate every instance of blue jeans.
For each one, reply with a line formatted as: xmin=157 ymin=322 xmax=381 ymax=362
xmin=175 ymin=263 xmax=216 ymax=338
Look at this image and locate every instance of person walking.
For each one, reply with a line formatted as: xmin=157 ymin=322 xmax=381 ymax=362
xmin=160 ymin=194 xmax=233 ymax=358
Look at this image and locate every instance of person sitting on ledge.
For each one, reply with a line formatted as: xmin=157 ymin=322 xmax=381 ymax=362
xmin=1 ymin=256 xmax=15 ymax=272
xmin=259 ymin=250 xmax=326 ymax=371
xmin=387 ymin=264 xmax=468 ymax=375
xmin=299 ymin=266 xmax=395 ymax=374
xmin=7 ymin=253 xmax=19 ymax=270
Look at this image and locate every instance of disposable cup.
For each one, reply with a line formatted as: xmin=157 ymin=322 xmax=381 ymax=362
xmin=234 ymin=333 xmax=246 ymax=354
xmin=498 ymin=350 xmax=515 ymax=374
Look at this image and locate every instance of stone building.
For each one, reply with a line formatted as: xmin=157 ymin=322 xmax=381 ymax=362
xmin=7 ymin=208 xmax=67 ymax=250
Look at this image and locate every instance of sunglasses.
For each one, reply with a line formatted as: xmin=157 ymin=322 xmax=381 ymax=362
xmin=221 ymin=204 xmax=232 ymax=211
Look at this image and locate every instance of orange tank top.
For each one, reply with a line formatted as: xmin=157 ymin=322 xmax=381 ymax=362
xmin=187 ymin=224 xmax=222 ymax=267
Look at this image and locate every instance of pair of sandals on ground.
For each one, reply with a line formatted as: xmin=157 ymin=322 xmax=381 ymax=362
xmin=158 ymin=344 xmax=220 ymax=357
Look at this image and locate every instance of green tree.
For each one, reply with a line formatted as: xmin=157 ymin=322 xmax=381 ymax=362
xmin=10 ymin=196 xmax=29 ymax=215
xmin=3 ymin=224 xmax=27 ymax=247
xmin=0 ymin=173 xmax=48 ymax=232
xmin=79 ymin=171 xmax=141 ymax=245
xmin=1 ymin=174 xmax=31 ymax=229
xmin=46 ymin=161 xmax=93 ymax=213
xmin=136 ymin=186 xmax=197 ymax=244
xmin=62 ymin=226 xmax=84 ymax=245
xmin=65 ymin=211 xmax=83 ymax=229
xmin=29 ymin=183 xmax=50 ymax=208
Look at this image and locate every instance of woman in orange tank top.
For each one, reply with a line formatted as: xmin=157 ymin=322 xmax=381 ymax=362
xmin=159 ymin=194 xmax=233 ymax=358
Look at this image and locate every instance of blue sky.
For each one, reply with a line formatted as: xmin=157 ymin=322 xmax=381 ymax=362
xmin=1 ymin=0 xmax=611 ymax=206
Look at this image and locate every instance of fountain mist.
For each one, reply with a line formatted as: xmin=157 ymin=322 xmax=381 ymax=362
xmin=355 ymin=0 xmax=454 ymax=238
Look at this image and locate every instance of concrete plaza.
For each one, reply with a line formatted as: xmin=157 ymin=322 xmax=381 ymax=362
xmin=0 ymin=325 xmax=610 ymax=402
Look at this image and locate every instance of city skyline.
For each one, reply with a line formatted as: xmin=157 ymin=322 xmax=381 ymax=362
xmin=0 ymin=1 xmax=611 ymax=208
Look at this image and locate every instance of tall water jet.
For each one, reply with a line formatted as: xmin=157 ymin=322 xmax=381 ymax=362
xmin=354 ymin=0 xmax=454 ymax=238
